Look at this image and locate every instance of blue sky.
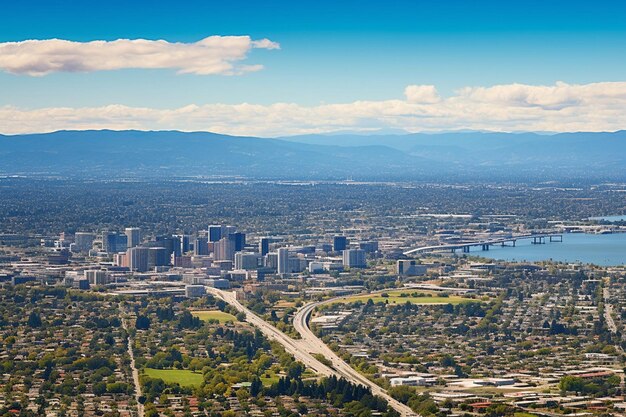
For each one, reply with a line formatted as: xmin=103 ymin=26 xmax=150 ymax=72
xmin=1 ymin=0 xmax=626 ymax=135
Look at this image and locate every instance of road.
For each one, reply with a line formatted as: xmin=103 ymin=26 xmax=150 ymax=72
xmin=603 ymin=287 xmax=619 ymax=334
xmin=205 ymin=288 xmax=418 ymax=417
xmin=121 ymin=305 xmax=144 ymax=417
xmin=602 ymin=283 xmax=625 ymax=397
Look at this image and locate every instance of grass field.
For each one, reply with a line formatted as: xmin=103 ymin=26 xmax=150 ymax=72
xmin=260 ymin=371 xmax=281 ymax=386
xmin=191 ymin=310 xmax=237 ymax=323
xmin=144 ymin=368 xmax=204 ymax=387
xmin=336 ymin=290 xmax=473 ymax=305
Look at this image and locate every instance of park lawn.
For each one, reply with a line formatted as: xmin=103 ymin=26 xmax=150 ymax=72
xmin=144 ymin=368 xmax=204 ymax=387
xmin=514 ymin=413 xmax=539 ymax=417
xmin=336 ymin=290 xmax=472 ymax=305
xmin=260 ymin=371 xmax=281 ymax=386
xmin=191 ymin=310 xmax=237 ymax=323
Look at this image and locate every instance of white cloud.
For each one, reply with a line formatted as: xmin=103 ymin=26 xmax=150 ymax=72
xmin=404 ymin=85 xmax=441 ymax=104
xmin=0 ymin=36 xmax=280 ymax=76
xmin=1 ymin=81 xmax=626 ymax=136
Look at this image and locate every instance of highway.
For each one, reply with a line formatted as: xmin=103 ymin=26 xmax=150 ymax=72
xmin=205 ymin=287 xmax=418 ymax=417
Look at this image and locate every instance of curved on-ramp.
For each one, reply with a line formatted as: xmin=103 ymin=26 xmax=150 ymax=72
xmin=206 ymin=287 xmax=418 ymax=417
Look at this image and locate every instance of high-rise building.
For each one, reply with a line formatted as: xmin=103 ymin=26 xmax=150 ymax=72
xmin=259 ymin=237 xmax=270 ymax=256
xmin=235 ymin=252 xmax=261 ymax=270
xmin=214 ymin=236 xmax=236 ymax=261
xmin=73 ymin=232 xmax=95 ymax=253
xmin=125 ymin=227 xmax=141 ymax=248
xmin=229 ymin=232 xmax=246 ymax=251
xmin=208 ymin=225 xmax=222 ymax=242
xmin=148 ymin=247 xmax=170 ymax=268
xmin=102 ymin=232 xmax=128 ymax=254
xmin=194 ymin=237 xmax=209 ymax=255
xmin=342 ymin=249 xmax=367 ymax=268
xmin=264 ymin=252 xmax=278 ymax=269
xmin=333 ymin=236 xmax=348 ymax=252
xmin=277 ymin=248 xmax=290 ymax=275
xmin=174 ymin=234 xmax=190 ymax=254
xmin=127 ymin=247 xmax=149 ymax=272
xmin=156 ymin=236 xmax=180 ymax=257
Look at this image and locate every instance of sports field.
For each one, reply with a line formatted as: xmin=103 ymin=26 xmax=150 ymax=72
xmin=144 ymin=368 xmax=204 ymax=387
xmin=191 ymin=310 xmax=237 ymax=323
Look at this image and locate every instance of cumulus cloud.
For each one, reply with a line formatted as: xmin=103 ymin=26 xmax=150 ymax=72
xmin=404 ymin=85 xmax=441 ymax=104
xmin=0 ymin=36 xmax=280 ymax=76
xmin=2 ymin=81 xmax=626 ymax=136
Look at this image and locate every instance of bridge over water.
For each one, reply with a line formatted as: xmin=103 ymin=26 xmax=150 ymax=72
xmin=403 ymin=233 xmax=563 ymax=256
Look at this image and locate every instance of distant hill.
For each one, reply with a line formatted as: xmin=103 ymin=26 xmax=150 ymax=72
xmin=0 ymin=129 xmax=625 ymax=181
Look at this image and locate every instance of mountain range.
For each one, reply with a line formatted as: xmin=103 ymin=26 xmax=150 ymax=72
xmin=1 ymin=129 xmax=625 ymax=181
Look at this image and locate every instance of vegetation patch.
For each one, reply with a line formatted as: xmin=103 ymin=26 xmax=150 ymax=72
xmin=336 ymin=290 xmax=473 ymax=305
xmin=143 ymin=368 xmax=204 ymax=387
xmin=191 ymin=310 xmax=237 ymax=323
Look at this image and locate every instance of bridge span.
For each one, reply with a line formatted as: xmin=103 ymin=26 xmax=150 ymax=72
xmin=403 ymin=233 xmax=563 ymax=256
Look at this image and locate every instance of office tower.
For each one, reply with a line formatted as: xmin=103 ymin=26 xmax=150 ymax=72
xmin=125 ymin=227 xmax=141 ymax=248
xmin=174 ymin=234 xmax=190 ymax=254
xmin=342 ymin=249 xmax=367 ymax=268
xmin=116 ymin=234 xmax=128 ymax=253
xmin=208 ymin=225 xmax=222 ymax=242
xmin=259 ymin=237 xmax=270 ymax=256
xmin=148 ymin=247 xmax=170 ymax=268
xmin=333 ymin=236 xmax=348 ymax=252
xmin=103 ymin=232 xmax=128 ymax=254
xmin=235 ymin=252 xmax=261 ymax=270
xmin=277 ymin=248 xmax=290 ymax=275
xmin=194 ymin=237 xmax=209 ymax=255
xmin=102 ymin=232 xmax=116 ymax=253
xmin=229 ymin=232 xmax=246 ymax=251
xmin=156 ymin=236 xmax=180 ymax=257
xmin=85 ymin=270 xmax=107 ymax=285
xmin=264 ymin=252 xmax=278 ymax=269
xmin=73 ymin=232 xmax=95 ymax=252
xmin=214 ymin=236 xmax=236 ymax=261
xmin=359 ymin=241 xmax=379 ymax=253
xmin=127 ymin=247 xmax=149 ymax=272
xmin=289 ymin=257 xmax=306 ymax=273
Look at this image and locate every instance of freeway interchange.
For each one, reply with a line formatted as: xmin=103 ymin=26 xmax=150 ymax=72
xmin=205 ymin=287 xmax=419 ymax=417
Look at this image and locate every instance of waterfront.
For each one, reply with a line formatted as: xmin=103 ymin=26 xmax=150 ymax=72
xmin=481 ymin=232 xmax=626 ymax=266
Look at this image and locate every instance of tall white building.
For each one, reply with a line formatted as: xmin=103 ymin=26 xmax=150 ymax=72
xmin=125 ymin=227 xmax=141 ymax=248
xmin=127 ymin=247 xmax=149 ymax=272
xmin=73 ymin=232 xmax=95 ymax=253
xmin=277 ymin=248 xmax=290 ymax=275
xmin=214 ymin=236 xmax=236 ymax=261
